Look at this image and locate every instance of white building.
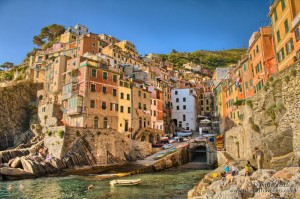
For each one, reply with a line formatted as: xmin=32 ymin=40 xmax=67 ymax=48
xmin=66 ymin=24 xmax=89 ymax=35
xmin=171 ymin=88 xmax=197 ymax=131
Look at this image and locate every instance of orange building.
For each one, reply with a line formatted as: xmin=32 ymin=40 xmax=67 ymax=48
xmin=76 ymin=33 xmax=100 ymax=56
xmin=248 ymin=27 xmax=276 ymax=94
xmin=269 ymin=0 xmax=300 ymax=70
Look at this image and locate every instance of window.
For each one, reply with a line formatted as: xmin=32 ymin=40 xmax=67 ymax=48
xmin=91 ymin=84 xmax=96 ymax=92
xmin=245 ymin=82 xmax=248 ymax=90
xmin=113 ymin=75 xmax=117 ymax=82
xmin=243 ymin=63 xmax=247 ymax=71
xmin=277 ymin=30 xmax=281 ymax=43
xmin=143 ymin=104 xmax=147 ymax=110
xmin=138 ymin=103 xmax=142 ymax=109
xmin=102 ymin=102 xmax=106 ymax=110
xmin=127 ymin=94 xmax=130 ymax=100
xmin=183 ymin=115 xmax=186 ymax=121
xmin=274 ymin=9 xmax=278 ymax=21
xmin=113 ymin=89 xmax=117 ymax=96
xmin=94 ymin=116 xmax=99 ymax=128
xmin=138 ymin=90 xmax=141 ymax=97
xmin=296 ymin=28 xmax=300 ymax=42
xmin=92 ymin=43 xmax=96 ymax=47
xmin=128 ymin=107 xmax=131 ymax=113
xmin=154 ymin=110 xmax=156 ymax=116
xmin=277 ymin=48 xmax=285 ymax=62
xmin=90 ymin=100 xmax=95 ymax=108
xmin=286 ymin=38 xmax=294 ymax=55
xmin=183 ymin=105 xmax=186 ymax=110
xmin=183 ymin=97 xmax=186 ymax=102
xmin=281 ymin=0 xmax=285 ymax=10
xmin=176 ymin=98 xmax=179 ymax=102
xmin=121 ymin=92 xmax=124 ymax=99
xmin=284 ymin=19 xmax=289 ymax=33
xmin=256 ymin=45 xmax=259 ymax=53
xmin=102 ymin=86 xmax=107 ymax=93
xmin=154 ymin=100 xmax=156 ymax=105
xmin=110 ymin=103 xmax=113 ymax=111
xmin=175 ymin=91 xmax=178 ymax=95
xmin=144 ymin=93 xmax=146 ymax=98
xmin=103 ymin=72 xmax=108 ymax=80
xmin=115 ymin=104 xmax=119 ymax=111
xmin=176 ymin=106 xmax=179 ymax=110
xmin=103 ymin=117 xmax=108 ymax=128
xmin=120 ymin=106 xmax=124 ymax=113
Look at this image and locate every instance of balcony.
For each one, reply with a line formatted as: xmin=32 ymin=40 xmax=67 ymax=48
xmin=67 ymin=106 xmax=83 ymax=115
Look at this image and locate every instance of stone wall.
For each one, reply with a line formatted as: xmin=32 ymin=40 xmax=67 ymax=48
xmin=45 ymin=126 xmax=152 ymax=164
xmin=225 ymin=61 xmax=300 ymax=170
xmin=0 ymin=81 xmax=43 ymax=150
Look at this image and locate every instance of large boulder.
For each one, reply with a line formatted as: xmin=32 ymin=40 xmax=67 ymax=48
xmin=10 ymin=157 xmax=22 ymax=168
xmin=0 ymin=167 xmax=35 ymax=180
xmin=213 ymin=185 xmax=242 ymax=199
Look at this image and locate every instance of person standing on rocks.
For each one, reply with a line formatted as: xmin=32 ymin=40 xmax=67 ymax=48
xmin=253 ymin=147 xmax=264 ymax=169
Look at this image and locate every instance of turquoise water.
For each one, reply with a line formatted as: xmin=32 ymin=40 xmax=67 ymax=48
xmin=0 ymin=169 xmax=209 ymax=199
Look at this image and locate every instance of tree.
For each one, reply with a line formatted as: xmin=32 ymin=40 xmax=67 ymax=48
xmin=33 ymin=35 xmax=45 ymax=47
xmin=47 ymin=24 xmax=65 ymax=39
xmin=171 ymin=49 xmax=178 ymax=54
xmin=0 ymin=62 xmax=14 ymax=70
xmin=33 ymin=24 xmax=65 ymax=47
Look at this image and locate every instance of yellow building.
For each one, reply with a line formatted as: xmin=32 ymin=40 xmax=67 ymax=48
xmin=60 ymin=32 xmax=77 ymax=44
xmin=115 ymin=40 xmax=139 ymax=59
xmin=118 ymin=79 xmax=132 ymax=134
xmin=269 ymin=0 xmax=300 ymax=70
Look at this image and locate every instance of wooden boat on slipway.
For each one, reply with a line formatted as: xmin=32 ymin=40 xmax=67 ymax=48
xmin=110 ymin=179 xmax=141 ymax=186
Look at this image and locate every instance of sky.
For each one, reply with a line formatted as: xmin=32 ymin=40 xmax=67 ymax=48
xmin=0 ymin=0 xmax=271 ymax=65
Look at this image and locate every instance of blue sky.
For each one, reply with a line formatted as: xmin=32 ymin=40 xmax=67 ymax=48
xmin=0 ymin=0 xmax=270 ymax=65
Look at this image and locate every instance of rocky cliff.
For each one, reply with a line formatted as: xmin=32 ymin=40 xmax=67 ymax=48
xmin=225 ymin=61 xmax=300 ymax=170
xmin=0 ymin=81 xmax=43 ymax=150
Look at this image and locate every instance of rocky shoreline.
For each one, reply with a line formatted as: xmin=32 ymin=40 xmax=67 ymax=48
xmin=188 ymin=163 xmax=300 ymax=199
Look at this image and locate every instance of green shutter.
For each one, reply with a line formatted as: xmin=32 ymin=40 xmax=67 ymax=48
xmin=277 ymin=30 xmax=281 ymax=43
xmin=284 ymin=20 xmax=289 ymax=33
xmin=274 ymin=9 xmax=278 ymax=21
xmin=281 ymin=0 xmax=286 ymax=10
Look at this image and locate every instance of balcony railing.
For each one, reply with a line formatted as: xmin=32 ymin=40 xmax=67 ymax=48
xmin=67 ymin=106 xmax=83 ymax=115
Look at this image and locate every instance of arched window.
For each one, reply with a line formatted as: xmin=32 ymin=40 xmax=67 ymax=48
xmin=103 ymin=117 xmax=108 ymax=128
xmin=141 ymin=135 xmax=146 ymax=141
xmin=94 ymin=116 xmax=99 ymax=128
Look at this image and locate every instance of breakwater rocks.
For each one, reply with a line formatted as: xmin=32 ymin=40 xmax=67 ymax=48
xmin=188 ymin=166 xmax=300 ymax=199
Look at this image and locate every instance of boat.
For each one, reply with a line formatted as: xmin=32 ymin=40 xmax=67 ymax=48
xmin=162 ymin=143 xmax=173 ymax=149
xmin=176 ymin=143 xmax=189 ymax=149
xmin=166 ymin=147 xmax=177 ymax=154
xmin=153 ymin=152 xmax=166 ymax=160
xmin=152 ymin=143 xmax=163 ymax=148
xmin=176 ymin=131 xmax=193 ymax=137
xmin=110 ymin=179 xmax=141 ymax=186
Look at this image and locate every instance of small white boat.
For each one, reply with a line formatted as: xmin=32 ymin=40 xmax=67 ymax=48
xmin=162 ymin=143 xmax=173 ymax=149
xmin=176 ymin=131 xmax=193 ymax=137
xmin=110 ymin=179 xmax=141 ymax=186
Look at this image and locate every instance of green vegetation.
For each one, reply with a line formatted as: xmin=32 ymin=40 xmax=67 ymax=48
xmin=233 ymin=99 xmax=245 ymax=106
xmin=264 ymin=81 xmax=270 ymax=91
xmin=284 ymin=75 xmax=290 ymax=83
xmin=96 ymin=131 xmax=101 ymax=136
xmin=58 ymin=130 xmax=64 ymax=138
xmin=251 ymin=124 xmax=260 ymax=133
xmin=246 ymin=100 xmax=253 ymax=108
xmin=46 ymin=131 xmax=52 ymax=136
xmin=158 ymin=48 xmax=246 ymax=71
xmin=268 ymin=76 xmax=274 ymax=82
xmin=271 ymin=79 xmax=281 ymax=87
xmin=291 ymin=69 xmax=297 ymax=77
xmin=76 ymin=131 xmax=81 ymax=137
